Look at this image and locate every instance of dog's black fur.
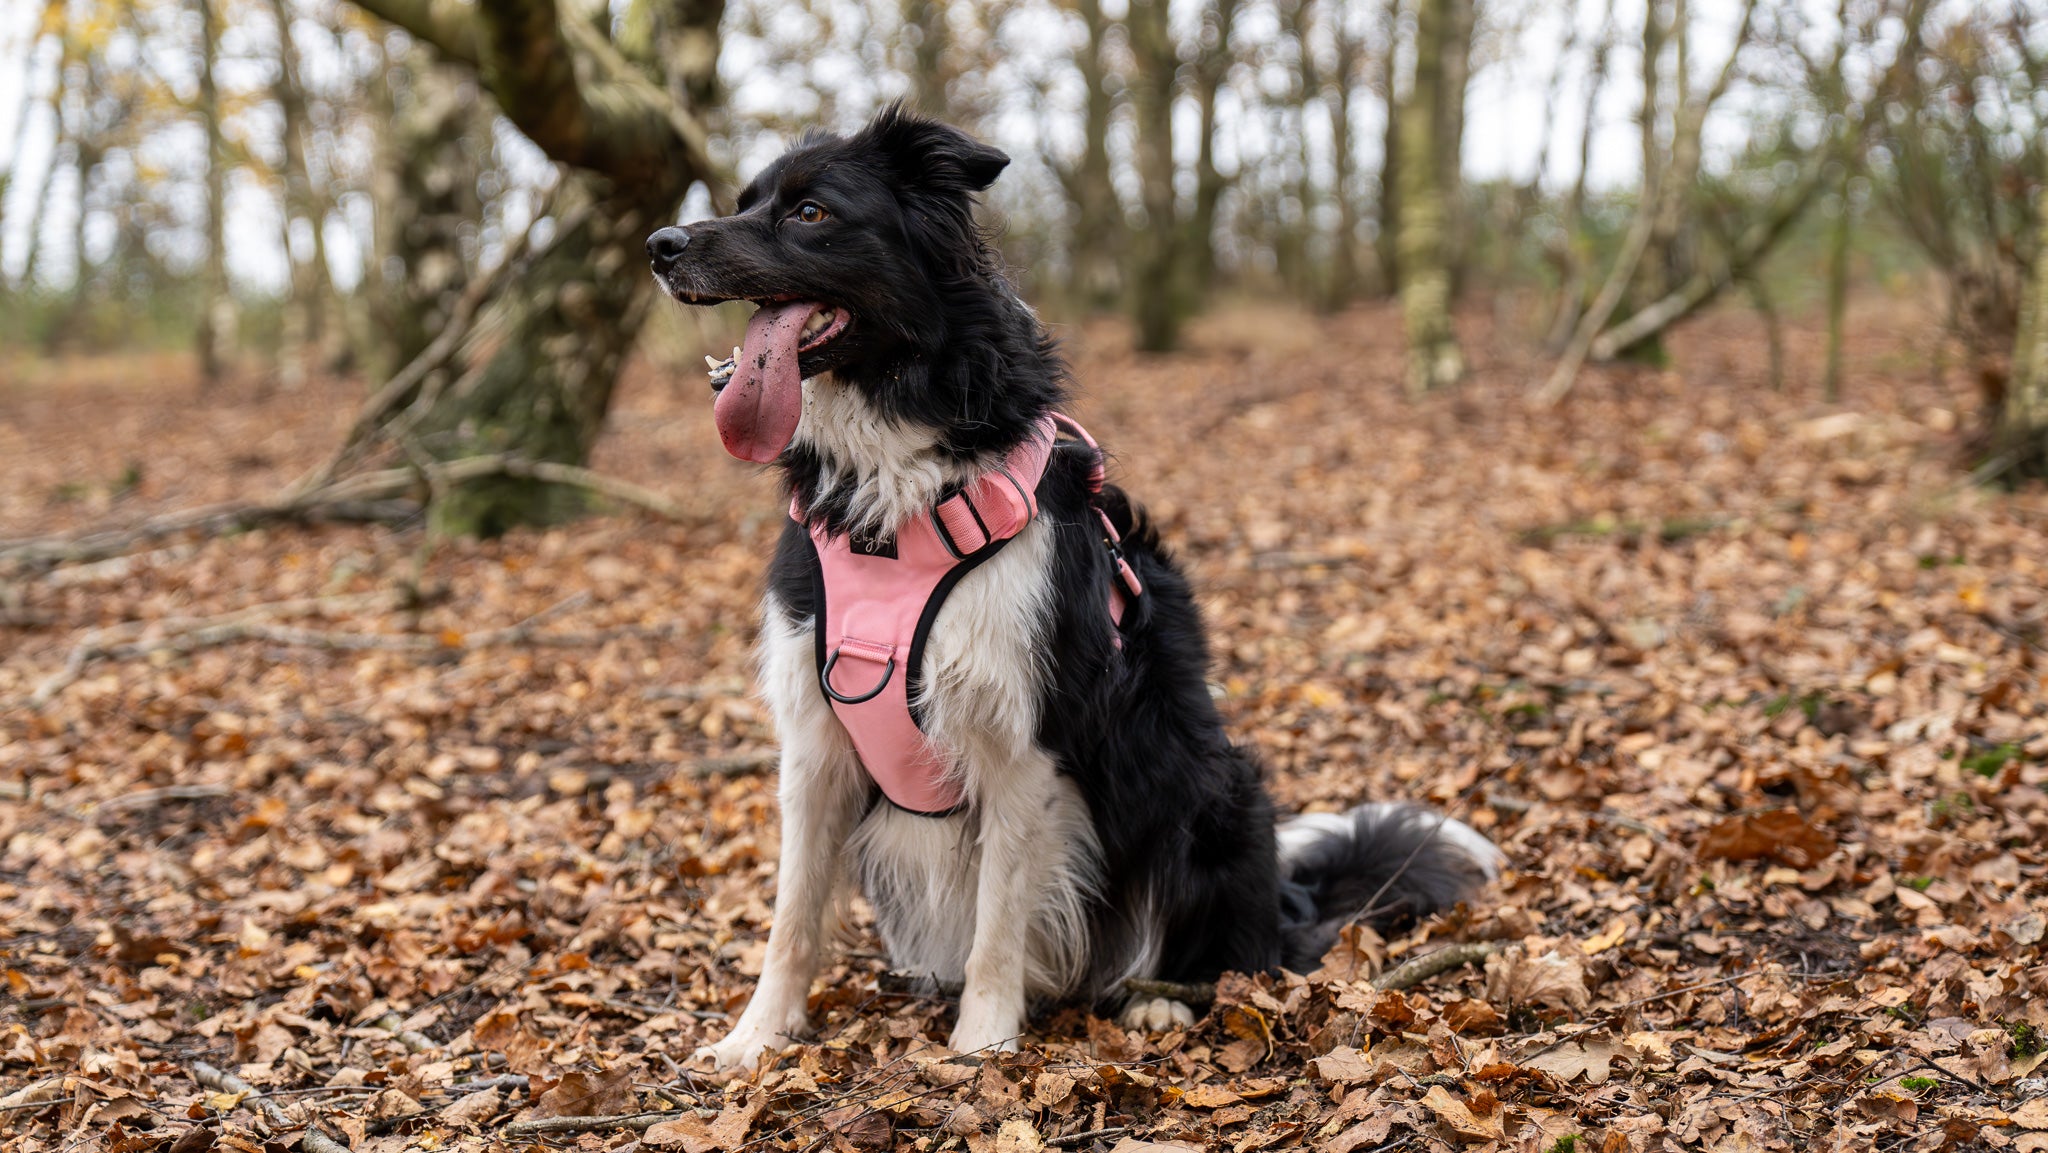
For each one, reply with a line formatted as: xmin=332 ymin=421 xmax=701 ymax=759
xmin=651 ymin=105 xmax=1489 ymax=998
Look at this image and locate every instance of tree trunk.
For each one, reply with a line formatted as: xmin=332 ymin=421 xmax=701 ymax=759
xmin=1187 ymin=0 xmax=1238 ymax=295
xmin=41 ymin=135 xmax=105 ymax=352
xmin=269 ymin=0 xmax=329 ymax=389
xmin=1395 ymin=0 xmax=1462 ymax=393
xmin=1061 ymin=0 xmax=1122 ymax=310
xmin=1126 ymin=0 xmax=1183 ymax=351
xmin=2000 ymin=186 xmax=2048 ymax=479
xmin=368 ymin=46 xmax=486 ymax=385
xmin=1374 ymin=0 xmax=1401 ymax=295
xmin=0 ymin=2 xmax=58 ymax=239
xmin=345 ymin=0 xmax=719 ymax=534
xmin=1272 ymin=0 xmax=1315 ymax=299
xmin=1435 ymin=0 xmax=1472 ymax=292
xmin=1327 ymin=19 xmax=1362 ymax=308
xmin=411 ymin=183 xmax=674 ymax=536
xmin=195 ymin=0 xmax=234 ymax=385
xmin=1824 ymin=167 xmax=1852 ymax=403
xmin=901 ymin=0 xmax=949 ymax=114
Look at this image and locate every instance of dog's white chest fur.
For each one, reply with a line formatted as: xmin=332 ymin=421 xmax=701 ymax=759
xmin=762 ymin=381 xmax=1101 ymax=1000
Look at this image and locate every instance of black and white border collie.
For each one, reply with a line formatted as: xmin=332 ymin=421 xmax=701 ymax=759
xmin=647 ymin=105 xmax=1501 ymax=1070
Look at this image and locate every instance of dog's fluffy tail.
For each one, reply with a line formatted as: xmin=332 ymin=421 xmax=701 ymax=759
xmin=1275 ymin=803 xmax=1504 ymax=971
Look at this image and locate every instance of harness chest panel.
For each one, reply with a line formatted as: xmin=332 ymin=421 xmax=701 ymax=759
xmin=799 ymin=413 xmax=1139 ymax=816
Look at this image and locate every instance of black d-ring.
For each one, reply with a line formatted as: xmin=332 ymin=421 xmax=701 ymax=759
xmin=821 ymin=648 xmax=895 ymax=704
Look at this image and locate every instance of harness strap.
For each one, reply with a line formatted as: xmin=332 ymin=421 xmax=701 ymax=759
xmin=1050 ymin=413 xmax=1144 ymax=626
xmin=799 ymin=412 xmax=1139 ymax=816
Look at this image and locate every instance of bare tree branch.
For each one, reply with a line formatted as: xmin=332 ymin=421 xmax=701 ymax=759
xmin=346 ymin=0 xmax=479 ymax=64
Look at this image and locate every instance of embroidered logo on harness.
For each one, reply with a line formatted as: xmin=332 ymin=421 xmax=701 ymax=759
xmin=849 ymin=530 xmax=898 ymax=559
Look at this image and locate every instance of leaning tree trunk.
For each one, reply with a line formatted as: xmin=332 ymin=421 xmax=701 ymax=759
xmin=345 ymin=0 xmax=721 ymax=534
xmin=2000 ymin=187 xmax=2048 ymax=480
xmin=1127 ymin=0 xmax=1184 ymax=352
xmin=368 ymin=46 xmax=486 ymax=384
xmin=1395 ymin=0 xmax=1463 ymax=394
xmin=411 ymin=180 xmax=677 ymax=536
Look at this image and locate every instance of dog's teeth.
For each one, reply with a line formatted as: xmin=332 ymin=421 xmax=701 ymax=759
xmin=705 ymin=354 xmax=722 ymax=369
xmin=734 ymin=346 xmax=744 ymax=362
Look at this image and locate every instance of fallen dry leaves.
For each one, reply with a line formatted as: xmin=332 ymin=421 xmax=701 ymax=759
xmin=1 ymin=298 xmax=2046 ymax=1151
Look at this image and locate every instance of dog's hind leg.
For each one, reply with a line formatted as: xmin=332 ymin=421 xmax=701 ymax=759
xmin=698 ymin=607 xmax=869 ymax=1072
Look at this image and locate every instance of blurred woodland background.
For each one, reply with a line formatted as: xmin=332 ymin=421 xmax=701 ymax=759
xmin=5 ymin=1 xmax=2048 ymax=1150
xmin=1 ymin=0 xmax=2046 ymax=534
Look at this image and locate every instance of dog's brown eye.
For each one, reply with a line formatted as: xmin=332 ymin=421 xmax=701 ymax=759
xmin=796 ymin=203 xmax=828 ymax=224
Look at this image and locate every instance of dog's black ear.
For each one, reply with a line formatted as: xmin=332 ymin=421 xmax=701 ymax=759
xmin=862 ymin=102 xmax=1010 ymax=193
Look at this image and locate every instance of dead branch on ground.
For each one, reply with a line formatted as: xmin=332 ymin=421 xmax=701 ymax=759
xmin=193 ymin=1060 xmax=351 ymax=1153
xmin=26 ymin=590 xmax=679 ymax=708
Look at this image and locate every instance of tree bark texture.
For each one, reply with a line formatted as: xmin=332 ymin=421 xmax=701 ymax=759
xmin=1126 ymin=0 xmax=1183 ymax=351
xmin=268 ymin=0 xmax=332 ymax=387
xmin=1395 ymin=0 xmax=1462 ymax=393
xmin=1058 ymin=0 xmax=1122 ymax=310
xmin=369 ymin=46 xmax=486 ymax=385
xmin=1327 ymin=15 xmax=1364 ymax=307
xmin=2001 ymin=187 xmax=2048 ymax=479
xmin=1374 ymin=0 xmax=1402 ymax=296
xmin=347 ymin=0 xmax=718 ymax=534
xmin=1187 ymin=0 xmax=1238 ymax=294
xmin=901 ymin=0 xmax=950 ymax=114
xmin=411 ymin=183 xmax=676 ymax=536
xmin=1434 ymin=0 xmax=1471 ymax=291
xmin=1824 ymin=169 xmax=1852 ymax=403
xmin=195 ymin=0 xmax=235 ymax=383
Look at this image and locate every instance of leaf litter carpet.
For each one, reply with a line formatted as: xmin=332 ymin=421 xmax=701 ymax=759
xmin=1 ymin=301 xmax=2046 ymax=1152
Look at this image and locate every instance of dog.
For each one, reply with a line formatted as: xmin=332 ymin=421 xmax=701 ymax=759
xmin=646 ymin=105 xmax=1501 ymax=1071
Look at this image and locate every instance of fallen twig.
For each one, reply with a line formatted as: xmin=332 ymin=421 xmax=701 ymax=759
xmin=500 ymin=1109 xmax=695 ymax=1137
xmin=193 ymin=1060 xmax=351 ymax=1153
xmin=684 ymin=750 xmax=780 ymax=777
xmin=91 ymin=784 xmax=233 ymax=819
xmin=1372 ymin=942 xmax=1502 ymax=992
xmin=371 ymin=1011 xmax=438 ymax=1054
xmin=0 ymin=1076 xmax=65 ymax=1112
xmin=1122 ymin=977 xmax=1219 ymax=1005
xmin=1049 ymin=1126 xmax=1130 ymax=1148
xmin=28 ymin=590 xmax=676 ymax=708
xmin=2 ymin=453 xmax=692 ymax=577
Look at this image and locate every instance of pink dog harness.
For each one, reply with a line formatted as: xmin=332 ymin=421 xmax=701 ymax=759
xmin=797 ymin=413 xmax=1141 ymax=816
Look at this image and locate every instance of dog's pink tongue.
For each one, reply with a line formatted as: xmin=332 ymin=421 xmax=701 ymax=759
xmin=714 ymin=301 xmax=822 ymax=463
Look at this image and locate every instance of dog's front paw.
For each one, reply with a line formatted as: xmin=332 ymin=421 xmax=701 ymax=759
xmin=1118 ymin=997 xmax=1195 ymax=1032
xmin=693 ymin=1027 xmax=792 ymax=1073
xmin=948 ymin=1005 xmax=1024 ymax=1057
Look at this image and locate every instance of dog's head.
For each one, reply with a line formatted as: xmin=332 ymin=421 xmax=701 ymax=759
xmin=647 ymin=105 xmax=1010 ymax=462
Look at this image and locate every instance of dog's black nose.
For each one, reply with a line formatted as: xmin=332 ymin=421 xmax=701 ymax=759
xmin=646 ymin=226 xmax=691 ymax=270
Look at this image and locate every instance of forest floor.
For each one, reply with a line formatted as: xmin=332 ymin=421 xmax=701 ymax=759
xmin=1 ymin=297 xmax=2046 ymax=1153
